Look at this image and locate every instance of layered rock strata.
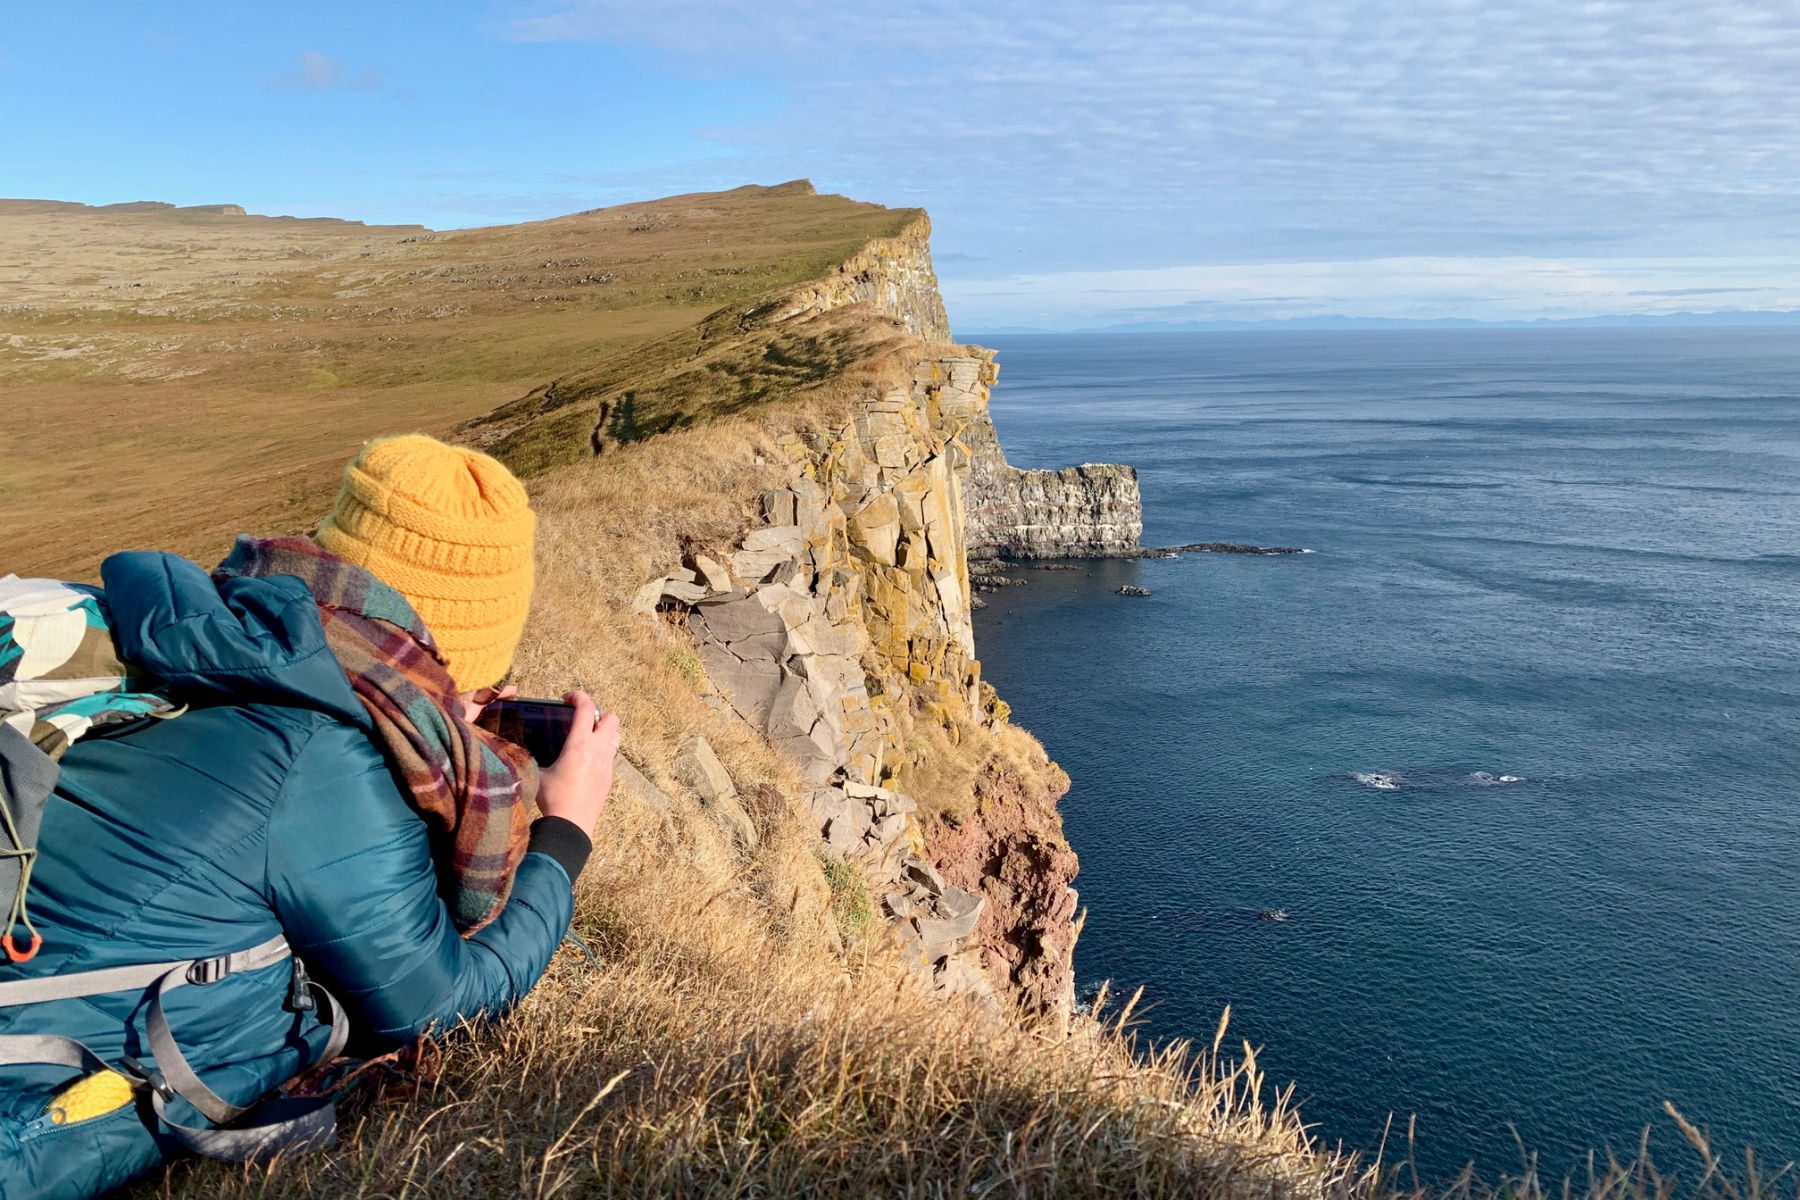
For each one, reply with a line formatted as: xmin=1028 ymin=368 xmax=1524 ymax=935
xmin=745 ymin=215 xmax=1142 ymax=563
xmin=934 ymin=352 xmax=1143 ymax=559
xmin=636 ymin=346 xmax=1081 ymax=1016
xmin=626 ymin=223 xmax=1130 ymax=1021
xmin=762 ymin=214 xmax=952 ymax=341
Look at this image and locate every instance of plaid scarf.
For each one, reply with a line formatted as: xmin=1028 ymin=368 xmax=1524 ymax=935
xmin=215 ymin=535 xmax=536 ymax=934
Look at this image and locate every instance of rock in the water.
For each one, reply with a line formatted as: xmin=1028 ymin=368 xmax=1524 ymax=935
xmin=961 ymin=440 xmax=1143 ymax=560
xmin=1147 ymin=542 xmax=1306 ymax=556
xmin=1117 ymin=585 xmax=1151 ymax=597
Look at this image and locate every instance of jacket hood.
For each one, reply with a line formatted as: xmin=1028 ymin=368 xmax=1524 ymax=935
xmin=100 ymin=551 xmax=367 ymax=728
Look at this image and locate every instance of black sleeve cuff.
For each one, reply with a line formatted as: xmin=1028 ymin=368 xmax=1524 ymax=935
xmin=528 ymin=816 xmax=592 ymax=883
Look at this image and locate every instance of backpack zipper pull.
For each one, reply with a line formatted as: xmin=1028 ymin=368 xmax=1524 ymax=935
xmin=287 ymin=958 xmax=317 ymax=1013
xmin=3 ymin=931 xmax=42 ymax=963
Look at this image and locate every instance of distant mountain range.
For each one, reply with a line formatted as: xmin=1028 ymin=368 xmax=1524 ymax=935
xmin=968 ymin=310 xmax=1800 ymax=336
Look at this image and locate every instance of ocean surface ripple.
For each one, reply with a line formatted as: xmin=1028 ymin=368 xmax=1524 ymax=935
xmin=971 ymin=330 xmax=1800 ymax=1182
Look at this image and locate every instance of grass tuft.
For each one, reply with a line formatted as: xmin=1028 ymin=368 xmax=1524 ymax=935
xmin=817 ymin=852 xmax=876 ymax=943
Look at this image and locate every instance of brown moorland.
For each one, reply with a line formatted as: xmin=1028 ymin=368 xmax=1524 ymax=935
xmin=1 ymin=182 xmax=911 ymax=578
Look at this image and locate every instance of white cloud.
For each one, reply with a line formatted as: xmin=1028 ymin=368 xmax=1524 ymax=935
xmin=500 ymin=1 xmax=1800 ymax=269
xmin=941 ymin=254 xmax=1800 ymax=328
xmin=271 ymin=50 xmax=383 ymax=94
xmin=504 ymin=0 xmax=1800 ymax=323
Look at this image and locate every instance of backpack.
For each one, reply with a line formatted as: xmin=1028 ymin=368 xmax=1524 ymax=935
xmin=0 ymin=574 xmax=348 ymax=1162
xmin=1 ymin=575 xmax=181 ymax=963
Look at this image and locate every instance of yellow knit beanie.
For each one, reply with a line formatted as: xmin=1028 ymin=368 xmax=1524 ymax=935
xmin=316 ymin=434 xmax=535 ymax=692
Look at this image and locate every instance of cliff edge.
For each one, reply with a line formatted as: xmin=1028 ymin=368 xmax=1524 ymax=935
xmin=10 ymin=185 xmax=1355 ymax=1198
xmin=467 ymin=206 xmax=1139 ymax=1020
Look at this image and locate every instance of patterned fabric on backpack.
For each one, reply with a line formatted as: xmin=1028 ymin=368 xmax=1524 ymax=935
xmin=0 ymin=575 xmax=179 ymax=753
xmin=0 ymin=575 xmax=182 ymax=960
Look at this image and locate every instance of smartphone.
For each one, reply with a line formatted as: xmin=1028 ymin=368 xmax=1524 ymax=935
xmin=475 ymin=698 xmax=580 ymax=767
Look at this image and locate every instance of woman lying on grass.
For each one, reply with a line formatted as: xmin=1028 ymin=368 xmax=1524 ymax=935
xmin=0 ymin=435 xmax=618 ymax=1200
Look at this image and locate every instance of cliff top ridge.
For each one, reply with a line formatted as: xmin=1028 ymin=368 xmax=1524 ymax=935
xmin=1 ymin=182 xmax=924 ymax=578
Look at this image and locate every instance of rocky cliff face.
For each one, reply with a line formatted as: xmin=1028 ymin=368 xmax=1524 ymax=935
xmin=939 ymin=352 xmax=1144 ymax=559
xmin=627 ymin=222 xmax=1131 ymax=1023
xmin=767 ymin=220 xmax=1143 ymax=561
xmin=636 ymin=344 xmax=1073 ymax=1019
xmin=763 ymin=214 xmax=953 ymax=342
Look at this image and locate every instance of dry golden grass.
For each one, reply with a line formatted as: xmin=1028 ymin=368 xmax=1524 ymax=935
xmin=898 ymin=711 xmax=1070 ymax=827
xmin=462 ymin=298 xmax=918 ymax=477
xmin=147 ymin=874 xmax=1365 ymax=1199
xmin=3 ymin=183 xmax=912 ymax=579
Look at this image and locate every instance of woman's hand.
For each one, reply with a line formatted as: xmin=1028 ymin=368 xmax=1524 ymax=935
xmin=536 ymin=690 xmax=619 ymax=839
xmin=461 ymin=683 xmax=517 ymax=724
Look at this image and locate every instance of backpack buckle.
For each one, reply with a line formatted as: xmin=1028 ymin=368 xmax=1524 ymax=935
xmin=117 ymin=1055 xmax=175 ymax=1102
xmin=287 ymin=960 xmax=317 ymax=1014
xmin=186 ymin=955 xmax=230 ymax=985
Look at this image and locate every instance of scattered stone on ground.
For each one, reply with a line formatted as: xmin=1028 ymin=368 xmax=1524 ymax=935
xmin=674 ymin=735 xmax=759 ymax=850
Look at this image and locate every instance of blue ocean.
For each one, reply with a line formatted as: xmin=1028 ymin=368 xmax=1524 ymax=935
xmin=968 ymin=330 xmax=1800 ymax=1182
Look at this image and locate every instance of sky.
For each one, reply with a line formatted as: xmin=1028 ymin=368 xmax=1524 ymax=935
xmin=4 ymin=2 xmax=1800 ymax=330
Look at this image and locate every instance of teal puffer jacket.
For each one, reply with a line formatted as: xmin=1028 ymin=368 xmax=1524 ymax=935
xmin=0 ymin=552 xmax=582 ymax=1200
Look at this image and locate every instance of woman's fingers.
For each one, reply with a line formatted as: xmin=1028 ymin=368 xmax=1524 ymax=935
xmin=572 ymin=689 xmax=599 ymax=729
xmin=538 ymin=693 xmax=618 ymax=836
xmin=464 ymin=684 xmax=521 ymax=724
xmin=560 ymin=690 xmax=602 ymax=749
xmin=595 ymin=711 xmax=620 ymax=745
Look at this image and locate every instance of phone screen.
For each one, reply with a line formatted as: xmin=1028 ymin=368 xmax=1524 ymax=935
xmin=475 ymin=698 xmax=578 ymax=767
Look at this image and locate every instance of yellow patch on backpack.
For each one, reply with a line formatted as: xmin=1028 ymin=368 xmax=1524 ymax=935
xmin=47 ymin=1069 xmax=133 ymax=1125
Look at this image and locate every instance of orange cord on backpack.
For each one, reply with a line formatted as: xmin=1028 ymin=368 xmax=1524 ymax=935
xmin=3 ymin=932 xmax=42 ymax=963
xmin=4 ymin=804 xmax=40 ymax=963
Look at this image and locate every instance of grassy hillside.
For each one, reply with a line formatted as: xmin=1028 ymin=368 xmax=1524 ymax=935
xmin=1 ymin=182 xmax=912 ymax=578
xmin=8 ymin=184 xmax=1764 ymax=1199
